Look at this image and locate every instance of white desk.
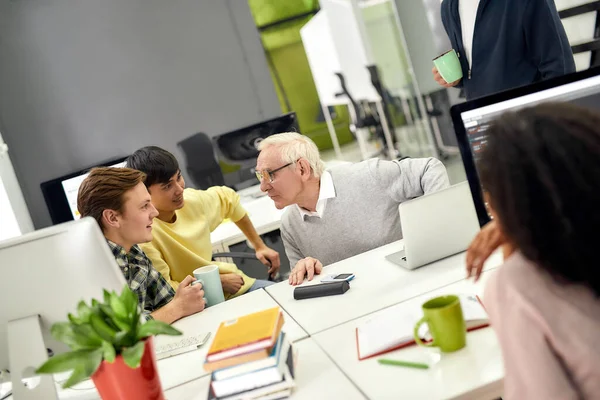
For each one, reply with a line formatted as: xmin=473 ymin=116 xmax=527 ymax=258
xmin=210 ymin=195 xmax=284 ymax=249
xmin=164 ymin=338 xmax=366 ymax=400
xmin=266 ymin=241 xmax=503 ymax=335
xmin=156 ymin=289 xmax=308 ymax=391
xmin=36 ymin=289 xmax=308 ymax=400
xmin=312 ymin=272 xmax=504 ymax=400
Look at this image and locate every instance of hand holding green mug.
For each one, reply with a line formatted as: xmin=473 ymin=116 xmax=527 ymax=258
xmin=413 ymin=295 xmax=467 ymax=353
xmin=433 ymin=49 xmax=463 ymax=88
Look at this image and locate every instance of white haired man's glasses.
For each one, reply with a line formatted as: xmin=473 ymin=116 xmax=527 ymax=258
xmin=255 ymin=161 xmax=296 ymax=183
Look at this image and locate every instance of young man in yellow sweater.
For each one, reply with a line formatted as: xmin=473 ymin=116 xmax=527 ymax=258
xmin=126 ymin=146 xmax=280 ymax=299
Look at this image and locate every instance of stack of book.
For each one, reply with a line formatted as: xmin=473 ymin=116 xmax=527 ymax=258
xmin=205 ymin=307 xmax=295 ymax=400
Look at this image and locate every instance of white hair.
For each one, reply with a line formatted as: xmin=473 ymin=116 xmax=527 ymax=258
xmin=258 ymin=132 xmax=325 ymax=177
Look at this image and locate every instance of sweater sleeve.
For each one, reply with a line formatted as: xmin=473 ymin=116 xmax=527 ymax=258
xmin=370 ymin=158 xmax=450 ymax=203
xmin=523 ymin=0 xmax=575 ymax=79
xmin=485 ymin=272 xmax=580 ymax=400
xmin=280 ymin=219 xmax=304 ymax=268
xmin=200 ymin=187 xmax=248 ymax=231
xmin=440 ymin=0 xmax=464 ymax=89
xmin=140 ymin=242 xmax=181 ymax=290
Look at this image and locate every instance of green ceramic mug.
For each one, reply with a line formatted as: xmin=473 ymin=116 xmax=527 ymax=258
xmin=433 ymin=49 xmax=463 ymax=84
xmin=413 ymin=295 xmax=466 ymax=352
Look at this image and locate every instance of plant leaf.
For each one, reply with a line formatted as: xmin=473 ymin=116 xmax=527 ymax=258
xmin=120 ymin=285 xmax=138 ymax=316
xmin=100 ymin=305 xmax=130 ymax=331
xmin=101 ymin=341 xmax=116 ymax=363
xmin=122 ymin=341 xmax=145 ymax=369
xmin=68 ymin=313 xmax=83 ymax=326
xmin=36 ymin=349 xmax=92 ymax=374
xmin=137 ymin=320 xmax=182 ymax=340
xmin=61 ymin=349 xmax=103 ymax=389
xmin=110 ymin=292 xmax=128 ymax=320
xmin=113 ymin=331 xmax=139 ymax=351
xmin=90 ymin=313 xmax=117 ymax=342
xmin=77 ymin=301 xmax=93 ymax=324
xmin=50 ymin=322 xmax=79 ymax=349
xmin=71 ymin=324 xmax=103 ymax=349
xmin=103 ymin=289 xmax=112 ymax=305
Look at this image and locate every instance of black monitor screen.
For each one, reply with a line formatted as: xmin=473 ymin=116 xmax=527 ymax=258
xmin=213 ymin=112 xmax=299 ymax=188
xmin=40 ymin=157 xmax=128 ymax=225
xmin=451 ymin=67 xmax=600 ymax=226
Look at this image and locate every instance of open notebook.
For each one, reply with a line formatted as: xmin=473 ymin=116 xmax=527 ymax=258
xmin=356 ymin=294 xmax=489 ymax=360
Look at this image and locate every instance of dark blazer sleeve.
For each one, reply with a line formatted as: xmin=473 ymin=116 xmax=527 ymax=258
xmin=523 ymin=0 xmax=576 ymax=79
xmin=440 ymin=0 xmax=464 ymax=88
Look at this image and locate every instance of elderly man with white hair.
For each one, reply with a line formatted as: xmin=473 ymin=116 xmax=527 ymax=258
xmin=255 ymin=132 xmax=450 ymax=285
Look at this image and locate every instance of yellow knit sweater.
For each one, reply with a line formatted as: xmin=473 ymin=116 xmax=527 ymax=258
xmin=141 ymin=187 xmax=255 ymax=299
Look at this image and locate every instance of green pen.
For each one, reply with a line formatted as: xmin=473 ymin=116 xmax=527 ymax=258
xmin=378 ymin=358 xmax=429 ymax=369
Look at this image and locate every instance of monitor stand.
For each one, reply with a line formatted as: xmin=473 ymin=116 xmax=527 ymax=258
xmin=7 ymin=315 xmax=59 ymax=399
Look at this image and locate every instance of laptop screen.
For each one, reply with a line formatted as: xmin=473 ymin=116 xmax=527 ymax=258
xmin=451 ymin=67 xmax=600 ymax=226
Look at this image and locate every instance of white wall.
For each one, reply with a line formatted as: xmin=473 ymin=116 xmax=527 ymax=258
xmin=0 ymin=0 xmax=281 ymax=229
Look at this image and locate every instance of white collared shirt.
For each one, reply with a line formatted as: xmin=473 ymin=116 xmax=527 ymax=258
xmin=296 ymin=171 xmax=336 ymax=220
xmin=459 ymin=0 xmax=480 ymax=67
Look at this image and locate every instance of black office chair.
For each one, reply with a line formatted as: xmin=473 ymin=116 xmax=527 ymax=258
xmin=177 ymin=132 xmax=226 ymax=190
xmin=212 ymin=252 xmax=279 ymax=282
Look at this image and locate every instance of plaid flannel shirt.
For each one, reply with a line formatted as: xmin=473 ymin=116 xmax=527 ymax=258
xmin=107 ymin=240 xmax=175 ymax=320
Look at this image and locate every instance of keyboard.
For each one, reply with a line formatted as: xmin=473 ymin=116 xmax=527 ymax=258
xmin=154 ymin=332 xmax=211 ymax=360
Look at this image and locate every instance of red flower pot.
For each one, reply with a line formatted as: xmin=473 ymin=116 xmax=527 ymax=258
xmin=91 ymin=337 xmax=165 ymax=400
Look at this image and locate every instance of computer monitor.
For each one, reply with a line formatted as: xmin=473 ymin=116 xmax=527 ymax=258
xmin=450 ymin=67 xmax=600 ymax=227
xmin=0 ymin=218 xmax=126 ymax=398
xmin=212 ymin=112 xmax=299 ymax=189
xmin=41 ymin=157 xmax=128 ymax=225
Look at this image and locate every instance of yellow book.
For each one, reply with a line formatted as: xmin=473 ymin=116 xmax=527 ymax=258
xmin=206 ymin=307 xmax=284 ymax=363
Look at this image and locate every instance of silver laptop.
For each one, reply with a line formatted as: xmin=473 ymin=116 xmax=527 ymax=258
xmin=386 ymin=181 xmax=480 ymax=270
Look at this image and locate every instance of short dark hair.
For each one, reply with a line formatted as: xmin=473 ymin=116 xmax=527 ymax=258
xmin=77 ymin=167 xmax=146 ymax=231
xmin=479 ymin=102 xmax=600 ymax=295
xmin=126 ymin=146 xmax=179 ymax=187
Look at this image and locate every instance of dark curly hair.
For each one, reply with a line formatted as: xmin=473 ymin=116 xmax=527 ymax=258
xmin=479 ymin=102 xmax=600 ymax=296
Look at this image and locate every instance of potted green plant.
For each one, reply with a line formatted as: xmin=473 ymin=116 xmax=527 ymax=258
xmin=36 ymin=284 xmax=182 ymax=400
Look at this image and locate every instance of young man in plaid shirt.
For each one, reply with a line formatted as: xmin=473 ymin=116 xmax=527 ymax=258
xmin=77 ymin=167 xmax=205 ymax=323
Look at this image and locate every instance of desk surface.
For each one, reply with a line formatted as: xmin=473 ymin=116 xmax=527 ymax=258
xmin=312 ymin=272 xmax=504 ymax=400
xmin=164 ymin=338 xmax=366 ymax=400
xmin=266 ymin=241 xmax=503 ymax=335
xmin=210 ymin=195 xmax=283 ymax=246
xmin=40 ymin=289 xmax=308 ymax=399
xmin=156 ymin=288 xmax=308 ymax=391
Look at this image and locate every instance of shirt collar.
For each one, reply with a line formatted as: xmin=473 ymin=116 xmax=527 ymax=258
xmin=106 ymin=239 xmax=146 ymax=262
xmin=296 ymin=170 xmax=336 ymax=219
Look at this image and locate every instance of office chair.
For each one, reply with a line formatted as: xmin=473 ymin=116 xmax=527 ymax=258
xmin=212 ymin=252 xmax=279 ymax=282
xmin=177 ymin=132 xmax=226 ymax=190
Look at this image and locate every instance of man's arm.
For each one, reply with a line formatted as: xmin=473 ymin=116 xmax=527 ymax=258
xmin=204 ymin=187 xmax=280 ymax=275
xmin=439 ymin=0 xmax=463 ymax=89
xmin=371 ymin=158 xmax=450 ymax=203
xmin=524 ymin=0 xmax=575 ymax=79
xmin=280 ymin=223 xmax=304 ymax=268
xmin=234 ymin=215 xmax=281 ymax=275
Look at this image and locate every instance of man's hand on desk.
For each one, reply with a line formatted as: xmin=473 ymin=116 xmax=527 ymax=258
xmin=289 ymin=257 xmax=323 ymax=286
xmin=466 ymin=220 xmax=506 ymax=281
xmin=255 ymin=245 xmax=281 ymax=278
xmin=221 ymin=273 xmax=245 ymax=294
